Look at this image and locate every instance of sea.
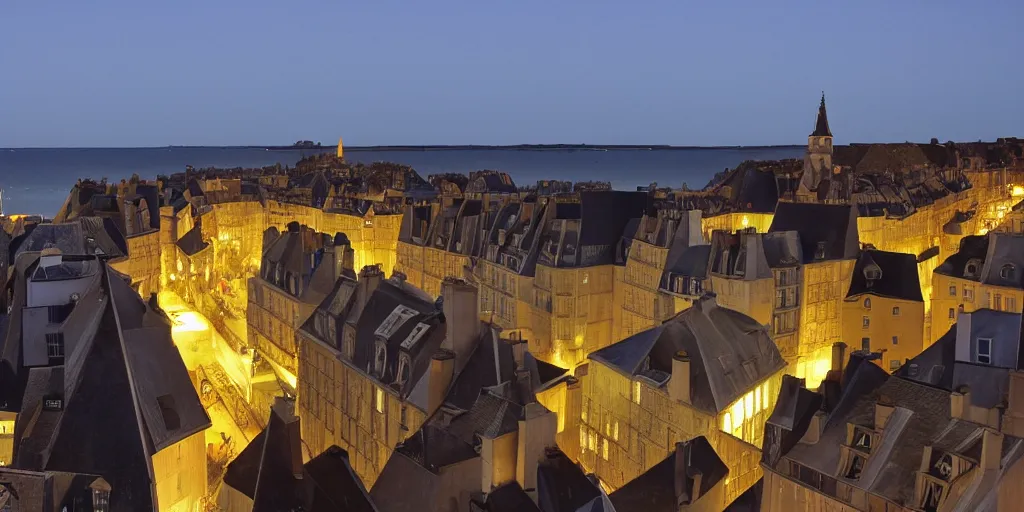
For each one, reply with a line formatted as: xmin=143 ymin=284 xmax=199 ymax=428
xmin=0 ymin=146 xmax=804 ymax=217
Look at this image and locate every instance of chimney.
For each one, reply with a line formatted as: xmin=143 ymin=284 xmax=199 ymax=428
xmin=516 ymin=403 xmax=557 ymax=498
xmin=1003 ymin=371 xmax=1024 ymax=437
xmin=951 ymin=386 xmax=971 ymax=419
xmin=356 ymin=265 xmax=384 ymax=316
xmin=441 ymin=278 xmax=481 ymax=368
xmin=874 ymin=396 xmax=895 ymax=430
xmin=981 ymin=428 xmax=1004 ymax=470
xmin=272 ymin=397 xmax=304 ymax=480
xmin=427 ymin=349 xmax=455 ymax=415
xmin=800 ymin=410 xmax=827 ymax=444
xmin=697 ymin=292 xmax=718 ymax=314
xmin=831 ymin=342 xmax=847 ymax=373
xmin=673 ymin=442 xmax=694 ymax=505
xmin=669 ymin=351 xmax=691 ymax=405
xmin=329 ymin=233 xmax=355 ymax=280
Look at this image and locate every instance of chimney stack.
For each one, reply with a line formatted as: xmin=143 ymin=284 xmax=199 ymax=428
xmin=669 ymin=351 xmax=691 ymax=405
xmin=800 ymin=410 xmax=827 ymax=444
xmin=329 ymin=232 xmax=355 ymax=281
xmin=516 ymin=403 xmax=557 ymax=499
xmin=831 ymin=342 xmax=847 ymax=373
xmin=441 ymin=278 xmax=481 ymax=368
xmin=272 ymin=397 xmax=304 ymax=480
xmin=355 ymin=265 xmax=384 ymax=318
xmin=427 ymin=349 xmax=455 ymax=415
xmin=981 ymin=428 xmax=1004 ymax=470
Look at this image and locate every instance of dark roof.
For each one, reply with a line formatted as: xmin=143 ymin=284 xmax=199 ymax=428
xmin=589 ymin=295 xmax=786 ymax=415
xmin=222 ymin=428 xmax=266 ymax=498
xmin=472 ymin=481 xmax=540 ymax=512
xmin=175 ymin=221 xmax=209 ymax=257
xmin=302 ymin=446 xmax=378 ymax=512
xmin=9 ymin=262 xmax=210 ymax=511
xmin=0 ymin=468 xmax=107 ymax=512
xmin=724 ymin=478 xmax=762 ymax=512
xmin=811 ymin=94 xmax=832 ymax=137
xmin=535 ymin=449 xmax=604 ymax=512
xmin=769 ymin=202 xmax=859 ymax=263
xmin=846 ymin=250 xmax=923 ymax=301
xmin=608 ymin=436 xmax=728 ymax=512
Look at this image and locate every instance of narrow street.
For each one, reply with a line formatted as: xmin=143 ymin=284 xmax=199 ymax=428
xmin=159 ymin=290 xmax=259 ymax=458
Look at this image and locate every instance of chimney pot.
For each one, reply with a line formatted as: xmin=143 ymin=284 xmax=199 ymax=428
xmin=669 ymin=351 xmax=691 ymax=404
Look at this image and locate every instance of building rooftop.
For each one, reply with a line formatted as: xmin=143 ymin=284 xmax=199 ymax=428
xmin=846 ymin=249 xmax=923 ymax=302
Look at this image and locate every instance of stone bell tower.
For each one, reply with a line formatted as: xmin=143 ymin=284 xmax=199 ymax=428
xmin=798 ymin=93 xmax=834 ymax=200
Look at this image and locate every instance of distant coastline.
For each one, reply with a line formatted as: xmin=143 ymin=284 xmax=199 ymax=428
xmin=4 ymin=144 xmax=806 ymax=151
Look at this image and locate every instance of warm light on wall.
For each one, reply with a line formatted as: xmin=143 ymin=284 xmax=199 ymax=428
xmin=741 ymin=215 xmax=749 ymax=228
xmin=1012 ymin=185 xmax=1024 ymax=197
xmin=170 ymin=311 xmax=209 ymax=333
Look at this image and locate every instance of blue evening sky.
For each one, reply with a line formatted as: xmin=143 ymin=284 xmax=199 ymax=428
xmin=1 ymin=0 xmax=1021 ymax=147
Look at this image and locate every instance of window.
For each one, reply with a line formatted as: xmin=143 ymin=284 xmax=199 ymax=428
xmin=852 ymin=429 xmax=873 ymax=452
xmin=892 ymin=335 xmax=899 ymax=345
xmin=1001 ymin=264 xmax=1016 ymax=280
xmin=890 ymin=360 xmax=901 ymax=372
xmin=864 ymin=266 xmax=882 ymax=281
xmin=948 ymin=308 xmax=956 ymax=320
xmin=963 ymin=286 xmax=974 ymax=301
xmin=815 ymin=241 xmax=827 ymax=261
xmin=93 ymin=488 xmax=111 ymax=512
xmin=994 ymin=294 xmax=1002 ymax=311
xmin=844 ymin=453 xmax=866 ymax=479
xmin=976 ymin=338 xmax=992 ymax=365
xmin=863 ymin=297 xmax=872 ymax=309
xmin=1009 ymin=297 xmax=1018 ymax=312
xmin=892 ymin=306 xmax=900 ymax=316
xmin=46 ymin=332 xmax=65 ymax=359
xmin=602 ymin=438 xmax=609 ymax=460
xmin=949 ymin=285 xmax=957 ymax=297
xmin=374 ymin=387 xmax=384 ymax=413
xmin=632 ymin=381 xmax=641 ymax=405
xmin=862 ymin=316 xmax=870 ymax=329
xmin=862 ymin=337 xmax=871 ymax=352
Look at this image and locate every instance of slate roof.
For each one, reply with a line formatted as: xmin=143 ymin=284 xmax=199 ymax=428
xmin=846 ymin=249 xmax=923 ymax=301
xmin=811 ymin=94 xmax=832 ymax=137
xmin=935 ymin=232 xmax=1024 ymax=290
xmin=535 ymin=449 xmax=605 ymax=512
xmin=8 ymin=261 xmax=210 ymax=511
xmin=769 ymin=202 xmax=859 ymax=263
xmin=175 ymin=221 xmax=209 ymax=257
xmin=724 ymin=478 xmax=762 ymax=512
xmin=589 ymin=295 xmax=786 ymax=415
xmin=258 ymin=224 xmax=340 ymax=305
xmin=13 ymin=218 xmax=127 ymax=260
xmin=0 ymin=468 xmax=107 ymax=512
xmin=537 ymin=191 xmax=649 ymax=268
xmin=608 ymin=436 xmax=727 ymax=512
xmin=471 ymin=481 xmax=541 ymax=512
xmin=781 ymin=370 xmax=1024 ymax=507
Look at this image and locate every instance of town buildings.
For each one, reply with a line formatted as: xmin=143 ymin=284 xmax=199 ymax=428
xmin=0 ymin=237 xmax=210 ymax=511
xmin=0 ymin=468 xmax=111 ymax=511
xmin=579 ymin=294 xmax=786 ymax=502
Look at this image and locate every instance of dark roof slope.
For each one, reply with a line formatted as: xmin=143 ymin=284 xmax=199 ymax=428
xmin=846 ymin=250 xmax=923 ymax=301
xmin=590 ymin=295 xmax=786 ymax=414
xmin=175 ymin=221 xmax=209 ymax=257
xmin=769 ymin=202 xmax=859 ymax=263
xmin=608 ymin=436 xmax=727 ymax=512
xmin=811 ymin=94 xmax=831 ymax=137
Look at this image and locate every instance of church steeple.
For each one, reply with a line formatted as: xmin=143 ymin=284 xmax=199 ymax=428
xmin=812 ymin=92 xmax=832 ymax=137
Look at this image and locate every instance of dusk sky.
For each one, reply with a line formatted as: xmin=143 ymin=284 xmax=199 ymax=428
xmin=2 ymin=0 xmax=1021 ymax=148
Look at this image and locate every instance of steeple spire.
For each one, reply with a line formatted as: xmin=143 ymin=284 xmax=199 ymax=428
xmin=812 ymin=92 xmax=832 ymax=137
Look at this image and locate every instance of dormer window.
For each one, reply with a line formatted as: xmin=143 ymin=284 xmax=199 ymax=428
xmin=843 ymin=453 xmax=865 ymax=479
xmin=1000 ymin=263 xmax=1016 ymax=280
xmin=396 ymin=354 xmax=411 ymax=389
xmin=374 ymin=339 xmax=387 ymax=378
xmin=964 ymin=258 xmax=982 ymax=278
xmin=976 ymin=337 xmax=992 ymax=365
xmin=852 ymin=429 xmax=873 ymax=452
xmin=864 ymin=298 xmax=872 ymax=309
xmin=814 ymin=241 xmax=827 ymax=261
xmin=864 ymin=265 xmax=882 ymax=281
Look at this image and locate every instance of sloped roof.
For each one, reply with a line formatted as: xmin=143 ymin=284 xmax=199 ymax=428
xmin=846 ymin=249 xmax=923 ymax=301
xmin=472 ymin=481 xmax=540 ymax=512
xmin=811 ymin=94 xmax=831 ymax=137
xmin=589 ymin=295 xmax=786 ymax=414
xmin=609 ymin=436 xmax=727 ymax=512
xmin=175 ymin=221 xmax=209 ymax=257
xmin=535 ymin=449 xmax=603 ymax=512
xmin=769 ymin=202 xmax=859 ymax=263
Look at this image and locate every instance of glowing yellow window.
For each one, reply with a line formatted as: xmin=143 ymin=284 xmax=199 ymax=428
xmin=580 ymin=427 xmax=587 ymax=450
xmin=581 ymin=408 xmax=587 ymax=423
xmin=613 ymin=421 xmax=619 ymax=441
xmin=744 ymin=392 xmax=753 ymax=418
xmin=588 ymin=432 xmax=596 ymax=451
xmin=722 ymin=412 xmax=732 ymax=433
xmin=632 ymin=381 xmax=641 ymax=405
xmin=374 ymin=387 xmax=384 ymax=413
xmin=602 ymin=438 xmax=609 ymax=460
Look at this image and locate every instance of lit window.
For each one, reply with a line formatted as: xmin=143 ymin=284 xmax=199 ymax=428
xmin=889 ymin=360 xmax=901 ymax=372
xmin=862 ymin=316 xmax=870 ymax=328
xmin=580 ymin=427 xmax=587 ymax=450
xmin=375 ymin=387 xmax=384 ymax=413
xmin=613 ymin=421 xmax=619 ymax=441
xmin=977 ymin=338 xmax=992 ymax=365
xmin=744 ymin=392 xmax=753 ymax=418
xmin=632 ymin=381 xmax=641 ymax=405
xmin=892 ymin=306 xmax=900 ymax=316
xmin=602 ymin=438 xmax=609 ymax=460
xmin=863 ymin=297 xmax=871 ymax=309
xmin=588 ymin=432 xmax=596 ymax=451
xmin=582 ymin=272 xmax=589 ymax=285
xmin=949 ymin=285 xmax=957 ymax=297
xmin=948 ymin=308 xmax=955 ymax=320
xmin=581 ymin=408 xmax=587 ymax=423
xmin=862 ymin=338 xmax=871 ymax=352
xmin=722 ymin=412 xmax=732 ymax=433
